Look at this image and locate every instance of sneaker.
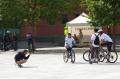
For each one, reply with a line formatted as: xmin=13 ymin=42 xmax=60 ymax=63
xmin=89 ymin=60 xmax=92 ymax=64
xmin=89 ymin=59 xmax=93 ymax=64
xmin=18 ymin=64 xmax=23 ymax=68
xmin=99 ymin=55 xmax=103 ymax=58
xmin=95 ymin=59 xmax=98 ymax=64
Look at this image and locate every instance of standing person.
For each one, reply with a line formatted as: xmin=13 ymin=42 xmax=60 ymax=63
xmin=14 ymin=50 xmax=31 ymax=68
xmin=65 ymin=33 xmax=76 ymax=56
xmin=3 ymin=31 xmax=11 ymax=51
xmin=12 ymin=32 xmax=18 ymax=51
xmin=79 ymin=29 xmax=83 ymax=45
xmin=98 ymin=29 xmax=113 ymax=52
xmin=90 ymin=28 xmax=99 ymax=64
xmin=73 ymin=34 xmax=79 ymax=44
xmin=26 ymin=33 xmax=34 ymax=52
xmin=0 ymin=33 xmax=4 ymax=50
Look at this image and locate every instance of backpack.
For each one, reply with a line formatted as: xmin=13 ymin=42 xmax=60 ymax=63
xmin=94 ymin=34 xmax=99 ymax=45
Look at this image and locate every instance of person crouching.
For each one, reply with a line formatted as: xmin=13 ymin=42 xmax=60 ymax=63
xmin=14 ymin=50 xmax=30 ymax=68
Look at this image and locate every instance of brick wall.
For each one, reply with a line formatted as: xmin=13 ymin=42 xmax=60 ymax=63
xmin=21 ymin=20 xmax=64 ymax=38
xmin=102 ymin=24 xmax=120 ymax=34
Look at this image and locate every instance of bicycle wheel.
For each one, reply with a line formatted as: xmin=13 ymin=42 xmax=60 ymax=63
xmin=88 ymin=48 xmax=100 ymax=64
xmin=99 ymin=49 xmax=106 ymax=62
xmin=63 ymin=51 xmax=68 ymax=63
xmin=108 ymin=51 xmax=118 ymax=63
xmin=71 ymin=49 xmax=75 ymax=63
xmin=83 ymin=50 xmax=90 ymax=62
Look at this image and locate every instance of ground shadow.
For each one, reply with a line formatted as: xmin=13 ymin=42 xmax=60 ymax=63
xmin=21 ymin=66 xmax=39 ymax=68
xmin=98 ymin=62 xmax=120 ymax=65
xmin=74 ymin=62 xmax=88 ymax=64
xmin=73 ymin=61 xmax=120 ymax=65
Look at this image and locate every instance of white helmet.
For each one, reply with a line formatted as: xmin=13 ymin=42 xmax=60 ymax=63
xmin=6 ymin=30 xmax=10 ymax=33
xmin=98 ymin=29 xmax=103 ymax=32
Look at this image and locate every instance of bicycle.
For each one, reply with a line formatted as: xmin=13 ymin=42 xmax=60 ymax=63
xmin=99 ymin=47 xmax=118 ymax=63
xmin=83 ymin=46 xmax=118 ymax=63
xmin=63 ymin=45 xmax=75 ymax=63
xmin=83 ymin=47 xmax=104 ymax=64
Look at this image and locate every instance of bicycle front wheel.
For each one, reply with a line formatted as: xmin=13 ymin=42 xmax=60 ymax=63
xmin=83 ymin=50 xmax=90 ymax=62
xmin=108 ymin=51 xmax=118 ymax=63
xmin=71 ymin=49 xmax=75 ymax=63
xmin=63 ymin=51 xmax=68 ymax=63
xmin=99 ymin=49 xmax=106 ymax=62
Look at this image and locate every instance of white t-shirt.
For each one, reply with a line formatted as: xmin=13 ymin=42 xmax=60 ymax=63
xmin=99 ymin=33 xmax=113 ymax=42
xmin=91 ymin=33 xmax=99 ymax=47
xmin=65 ymin=37 xmax=75 ymax=47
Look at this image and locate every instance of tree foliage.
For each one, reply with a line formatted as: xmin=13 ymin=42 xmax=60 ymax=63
xmin=86 ymin=0 xmax=120 ymax=27
xmin=0 ymin=0 xmax=82 ymax=28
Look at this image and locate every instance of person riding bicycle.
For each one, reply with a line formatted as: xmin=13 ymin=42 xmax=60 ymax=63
xmin=65 ymin=33 xmax=76 ymax=56
xmin=98 ymin=29 xmax=113 ymax=53
xmin=90 ymin=28 xmax=100 ymax=63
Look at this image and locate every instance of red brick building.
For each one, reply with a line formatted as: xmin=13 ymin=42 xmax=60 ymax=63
xmin=21 ymin=20 xmax=64 ymax=37
xmin=20 ymin=13 xmax=78 ymax=42
xmin=103 ymin=24 xmax=120 ymax=34
xmin=21 ymin=19 xmax=65 ymax=42
xmin=20 ymin=14 xmax=120 ymax=43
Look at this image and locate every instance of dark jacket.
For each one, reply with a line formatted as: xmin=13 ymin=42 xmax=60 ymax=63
xmin=14 ymin=52 xmax=30 ymax=62
xmin=4 ymin=33 xmax=11 ymax=42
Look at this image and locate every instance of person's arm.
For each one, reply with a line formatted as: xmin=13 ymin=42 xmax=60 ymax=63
xmin=24 ymin=53 xmax=31 ymax=59
xmin=72 ymin=37 xmax=76 ymax=46
xmin=64 ymin=37 xmax=67 ymax=47
xmin=90 ymin=34 xmax=94 ymax=45
xmin=99 ymin=35 xmax=104 ymax=45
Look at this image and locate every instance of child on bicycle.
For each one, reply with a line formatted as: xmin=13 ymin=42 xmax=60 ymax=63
xmin=65 ymin=33 xmax=76 ymax=56
xmin=14 ymin=50 xmax=31 ymax=68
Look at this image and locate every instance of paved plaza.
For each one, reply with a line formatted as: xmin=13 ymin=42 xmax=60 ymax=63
xmin=0 ymin=50 xmax=120 ymax=79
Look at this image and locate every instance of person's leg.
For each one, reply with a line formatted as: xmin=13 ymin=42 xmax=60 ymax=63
xmin=67 ymin=47 xmax=72 ymax=56
xmin=16 ymin=60 xmax=27 ymax=67
xmin=95 ymin=47 xmax=99 ymax=60
xmin=89 ymin=46 xmax=95 ymax=64
xmin=107 ymin=42 xmax=112 ymax=52
xmin=14 ymin=41 xmax=18 ymax=51
xmin=69 ymin=47 xmax=72 ymax=56
xmin=4 ymin=42 xmax=7 ymax=51
xmin=90 ymin=46 xmax=95 ymax=59
xmin=31 ymin=42 xmax=35 ymax=51
xmin=28 ymin=42 xmax=30 ymax=51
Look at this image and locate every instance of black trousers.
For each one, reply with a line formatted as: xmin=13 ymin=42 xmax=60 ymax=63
xmin=67 ymin=47 xmax=72 ymax=56
xmin=90 ymin=46 xmax=99 ymax=59
xmin=102 ymin=42 xmax=112 ymax=52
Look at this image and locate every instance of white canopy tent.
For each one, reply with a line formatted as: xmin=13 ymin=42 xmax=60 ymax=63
xmin=66 ymin=13 xmax=90 ymax=26
xmin=66 ymin=13 xmax=94 ymax=45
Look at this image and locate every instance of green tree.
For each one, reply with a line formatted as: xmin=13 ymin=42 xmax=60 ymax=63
xmin=86 ymin=0 xmax=120 ymax=28
xmin=0 ymin=0 xmax=82 ymax=28
xmin=86 ymin=0 xmax=120 ymax=50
